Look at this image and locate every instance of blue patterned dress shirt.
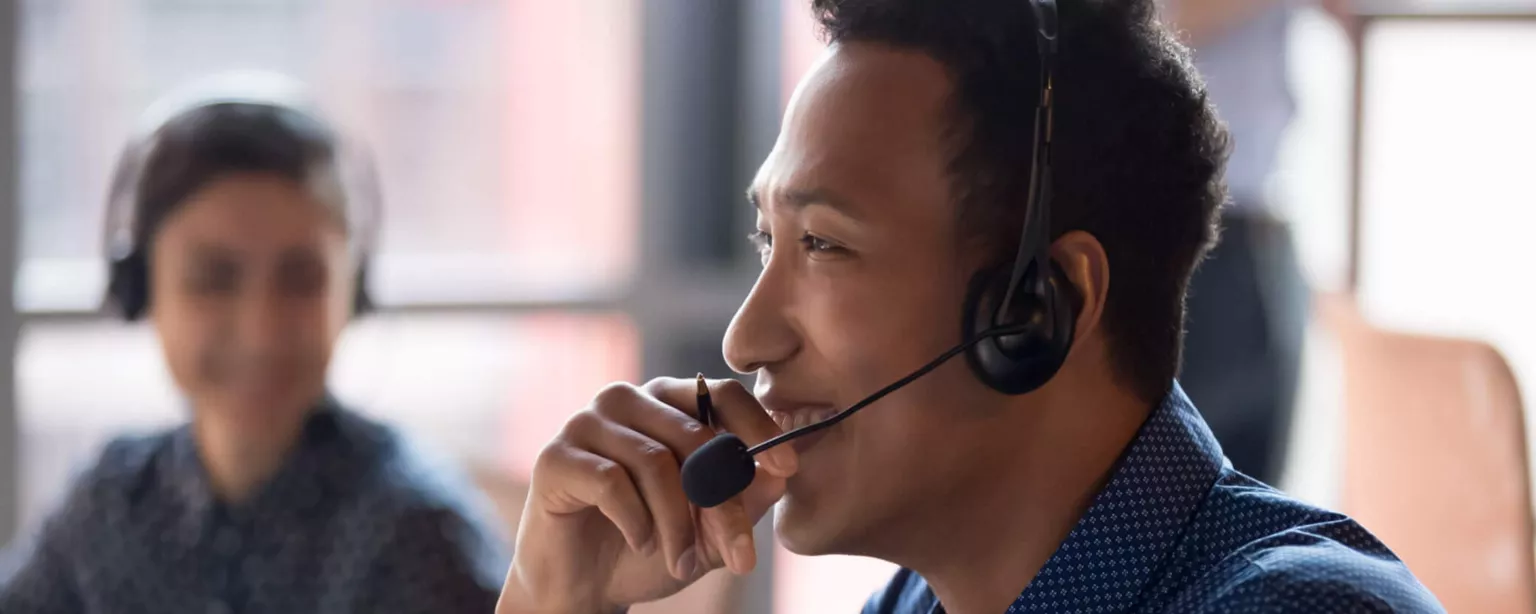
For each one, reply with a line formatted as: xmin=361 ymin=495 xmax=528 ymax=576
xmin=0 ymin=396 xmax=511 ymax=613
xmin=864 ymin=384 xmax=1444 ymax=613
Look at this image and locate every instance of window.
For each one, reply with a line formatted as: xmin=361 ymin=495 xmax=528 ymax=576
xmin=1354 ymin=17 xmax=1536 ymax=474
xmin=16 ymin=0 xmax=638 ymax=311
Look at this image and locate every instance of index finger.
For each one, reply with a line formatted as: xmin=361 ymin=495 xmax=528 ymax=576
xmin=647 ymin=377 xmax=798 ymax=478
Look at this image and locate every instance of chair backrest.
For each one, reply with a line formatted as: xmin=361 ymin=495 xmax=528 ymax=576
xmin=468 ymin=464 xmax=744 ymax=614
xmin=1321 ymin=297 xmax=1536 ymax=613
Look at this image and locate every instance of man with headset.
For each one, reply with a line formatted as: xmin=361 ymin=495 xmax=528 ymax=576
xmin=497 ymin=1 xmax=1441 ymax=613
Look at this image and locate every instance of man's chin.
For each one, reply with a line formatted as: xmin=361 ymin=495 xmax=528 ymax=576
xmin=772 ymin=496 xmax=847 ymax=556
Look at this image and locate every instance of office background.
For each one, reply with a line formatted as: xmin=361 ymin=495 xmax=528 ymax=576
xmin=2 ymin=1 xmax=1535 ymax=612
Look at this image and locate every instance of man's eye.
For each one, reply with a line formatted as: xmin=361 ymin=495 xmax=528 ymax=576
xmin=799 ymin=233 xmax=842 ymax=254
xmin=749 ymin=230 xmax=844 ymax=263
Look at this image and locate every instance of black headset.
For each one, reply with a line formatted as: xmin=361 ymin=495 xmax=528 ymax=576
xmin=962 ymin=0 xmax=1075 ymax=395
xmin=104 ymin=98 xmax=378 ymax=321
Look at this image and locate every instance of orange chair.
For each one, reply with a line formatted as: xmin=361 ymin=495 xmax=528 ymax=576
xmin=1321 ymin=296 xmax=1536 ymax=613
xmin=470 ymin=464 xmax=745 ymax=614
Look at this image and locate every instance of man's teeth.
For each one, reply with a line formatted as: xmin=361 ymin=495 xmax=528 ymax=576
xmin=774 ymin=407 xmax=840 ymax=431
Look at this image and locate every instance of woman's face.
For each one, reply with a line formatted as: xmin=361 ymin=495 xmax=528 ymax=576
xmin=150 ymin=173 xmax=354 ymax=437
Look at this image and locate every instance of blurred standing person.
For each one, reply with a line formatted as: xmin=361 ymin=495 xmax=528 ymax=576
xmin=1161 ymin=0 xmax=1348 ymax=486
xmin=0 ymin=74 xmax=509 ymax=613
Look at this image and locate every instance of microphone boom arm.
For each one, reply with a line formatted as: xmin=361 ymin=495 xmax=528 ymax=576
xmin=745 ymin=324 xmax=1032 ymax=456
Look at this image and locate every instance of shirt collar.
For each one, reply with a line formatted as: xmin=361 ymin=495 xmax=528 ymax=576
xmin=1005 ymin=382 xmax=1226 ymax=613
xmin=165 ymin=394 xmax=360 ymax=537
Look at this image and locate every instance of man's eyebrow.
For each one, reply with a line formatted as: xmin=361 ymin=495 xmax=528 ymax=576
xmin=745 ymin=186 xmax=862 ymax=219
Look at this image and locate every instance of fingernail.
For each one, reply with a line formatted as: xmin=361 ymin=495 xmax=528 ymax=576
xmin=675 ymin=549 xmax=699 ymax=580
xmin=730 ymin=533 xmax=755 ymax=573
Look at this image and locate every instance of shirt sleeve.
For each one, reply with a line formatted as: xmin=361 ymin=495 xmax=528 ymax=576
xmin=0 ymin=437 xmax=138 ymax=614
xmin=0 ymin=525 xmax=85 ymax=613
xmin=355 ymin=505 xmax=510 ymax=614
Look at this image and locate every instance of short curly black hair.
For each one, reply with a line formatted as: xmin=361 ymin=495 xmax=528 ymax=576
xmin=811 ymin=0 xmax=1229 ymax=402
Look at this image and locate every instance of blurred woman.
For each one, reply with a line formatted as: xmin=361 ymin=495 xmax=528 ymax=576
xmin=0 ymin=77 xmax=509 ymax=613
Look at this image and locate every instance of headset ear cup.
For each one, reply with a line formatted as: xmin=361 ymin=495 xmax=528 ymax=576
xmin=108 ymin=249 xmax=150 ymax=321
xmin=962 ymin=260 xmax=1077 ymax=395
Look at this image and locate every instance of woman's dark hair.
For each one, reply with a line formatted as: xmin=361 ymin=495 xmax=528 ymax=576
xmin=811 ymin=0 xmax=1230 ymax=402
xmin=122 ymin=101 xmax=358 ymax=249
xmin=105 ymin=100 xmax=378 ymax=318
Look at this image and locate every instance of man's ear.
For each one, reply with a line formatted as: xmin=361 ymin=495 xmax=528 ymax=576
xmin=1049 ymin=230 xmax=1110 ymax=345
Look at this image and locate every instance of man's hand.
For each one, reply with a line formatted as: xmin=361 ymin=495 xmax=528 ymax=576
xmin=496 ymin=377 xmax=799 ymax=614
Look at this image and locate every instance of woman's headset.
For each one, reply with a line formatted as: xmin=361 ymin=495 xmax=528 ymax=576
xmin=102 ymin=73 xmax=381 ymax=321
xmin=962 ymin=0 xmax=1077 ymax=395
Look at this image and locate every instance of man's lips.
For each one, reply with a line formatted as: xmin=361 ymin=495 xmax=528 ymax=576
xmin=766 ymin=406 xmax=842 ymax=433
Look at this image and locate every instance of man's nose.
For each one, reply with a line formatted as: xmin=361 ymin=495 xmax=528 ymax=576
xmin=722 ymin=264 xmax=800 ymax=375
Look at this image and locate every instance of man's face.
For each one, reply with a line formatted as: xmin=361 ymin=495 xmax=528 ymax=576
xmin=723 ymin=42 xmax=1007 ymax=556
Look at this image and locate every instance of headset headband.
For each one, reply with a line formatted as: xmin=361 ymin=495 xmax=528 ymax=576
xmin=997 ymin=0 xmax=1060 ymax=320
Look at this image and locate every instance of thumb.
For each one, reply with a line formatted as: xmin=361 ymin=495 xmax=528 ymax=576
xmin=696 ymin=467 xmax=786 ymax=576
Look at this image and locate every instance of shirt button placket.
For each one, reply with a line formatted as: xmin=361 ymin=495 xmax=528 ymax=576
xmin=211 ymin=524 xmax=244 ymax=612
xmin=214 ymin=526 xmax=242 ymax=557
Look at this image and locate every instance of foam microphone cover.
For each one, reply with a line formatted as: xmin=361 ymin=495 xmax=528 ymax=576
xmin=681 ymin=433 xmax=756 ymax=508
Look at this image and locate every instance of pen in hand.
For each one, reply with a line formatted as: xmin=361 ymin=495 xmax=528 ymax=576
xmin=695 ymin=373 xmax=714 ymax=429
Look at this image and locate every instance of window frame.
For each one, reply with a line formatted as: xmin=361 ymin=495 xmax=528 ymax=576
xmin=1 ymin=0 xmax=20 ymax=548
